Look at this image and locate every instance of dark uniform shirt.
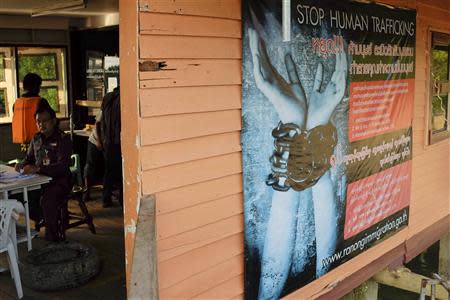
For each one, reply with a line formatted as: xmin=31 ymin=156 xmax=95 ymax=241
xmin=23 ymin=130 xmax=72 ymax=179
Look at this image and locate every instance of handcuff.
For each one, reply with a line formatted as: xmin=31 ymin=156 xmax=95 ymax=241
xmin=266 ymin=121 xmax=337 ymax=191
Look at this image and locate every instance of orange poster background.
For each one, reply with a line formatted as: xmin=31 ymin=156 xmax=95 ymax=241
xmin=344 ymin=161 xmax=412 ymax=239
xmin=349 ymin=79 xmax=414 ymax=142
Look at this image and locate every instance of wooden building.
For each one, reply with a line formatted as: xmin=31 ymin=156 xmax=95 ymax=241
xmin=0 ymin=0 xmax=448 ymax=298
xmin=121 ymin=0 xmax=450 ymax=299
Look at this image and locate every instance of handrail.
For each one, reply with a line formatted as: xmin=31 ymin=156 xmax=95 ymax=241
xmin=419 ymin=274 xmax=450 ymax=300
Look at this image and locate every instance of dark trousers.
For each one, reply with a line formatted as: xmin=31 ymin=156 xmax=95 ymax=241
xmin=103 ymin=144 xmax=123 ymax=205
xmin=42 ymin=181 xmax=71 ymax=242
xmin=84 ymin=141 xmax=103 ymax=180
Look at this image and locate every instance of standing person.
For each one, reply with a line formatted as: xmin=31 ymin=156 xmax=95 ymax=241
xmin=99 ymin=87 xmax=122 ymax=207
xmin=15 ymin=105 xmax=72 ymax=242
xmin=12 ymin=73 xmax=51 ymax=144
xmin=83 ymin=109 xmax=103 ymax=201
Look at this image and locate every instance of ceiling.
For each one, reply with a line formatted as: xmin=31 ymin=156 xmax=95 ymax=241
xmin=0 ymin=0 xmax=118 ymax=17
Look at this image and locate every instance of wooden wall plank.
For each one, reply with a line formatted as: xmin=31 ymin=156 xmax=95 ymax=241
xmin=157 ymin=214 xmax=243 ymax=261
xmin=158 ymin=233 xmax=243 ymax=289
xmin=140 ymin=59 xmax=242 ymax=89
xmin=412 ymin=183 xmax=449 ymax=201
xmin=140 ymin=13 xmax=241 ymax=38
xmin=140 ymin=35 xmax=241 ymax=59
xmin=413 ymin=152 xmax=449 ymax=166
xmin=417 ymin=3 xmax=450 ymax=23
xmin=409 ymin=211 xmax=448 ymax=230
xmin=411 ymin=187 xmax=449 ymax=206
xmin=142 ymin=153 xmax=242 ymax=194
xmin=410 ymin=198 xmax=448 ymax=215
xmin=156 ymin=193 xmax=243 ymax=239
xmin=141 ymin=132 xmax=241 ymax=170
xmin=140 ymin=110 xmax=241 ymax=145
xmin=192 ymin=274 xmax=244 ymax=299
xmin=140 ymin=85 xmax=241 ymax=117
xmin=140 ymin=0 xmax=242 ymax=19
xmin=159 ymin=255 xmax=243 ymax=300
xmin=410 ymin=203 xmax=448 ymax=219
xmin=155 ymin=174 xmax=243 ymax=215
xmin=417 ymin=0 xmax=449 ymax=11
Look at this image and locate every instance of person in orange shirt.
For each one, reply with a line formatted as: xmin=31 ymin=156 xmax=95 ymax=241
xmin=12 ymin=73 xmax=51 ymax=144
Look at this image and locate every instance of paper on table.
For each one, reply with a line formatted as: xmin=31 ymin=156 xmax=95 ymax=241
xmin=0 ymin=168 xmax=37 ymax=184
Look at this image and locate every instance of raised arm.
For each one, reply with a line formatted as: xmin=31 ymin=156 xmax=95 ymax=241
xmin=306 ymin=50 xmax=348 ymax=129
xmin=248 ymin=28 xmax=307 ymax=127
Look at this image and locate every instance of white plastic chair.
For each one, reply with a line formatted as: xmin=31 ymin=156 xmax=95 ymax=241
xmin=0 ymin=199 xmax=25 ymax=299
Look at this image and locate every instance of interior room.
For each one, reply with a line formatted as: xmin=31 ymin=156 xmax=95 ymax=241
xmin=0 ymin=1 xmax=125 ymax=299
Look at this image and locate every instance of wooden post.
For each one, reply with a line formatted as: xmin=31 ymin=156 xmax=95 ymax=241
xmin=128 ymin=195 xmax=158 ymax=299
xmin=340 ymin=279 xmax=378 ymax=300
xmin=373 ymin=267 xmax=448 ymax=299
xmin=439 ymin=233 xmax=450 ymax=279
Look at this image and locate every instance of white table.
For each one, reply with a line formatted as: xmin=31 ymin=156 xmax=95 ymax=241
xmin=0 ymin=165 xmax=51 ymax=251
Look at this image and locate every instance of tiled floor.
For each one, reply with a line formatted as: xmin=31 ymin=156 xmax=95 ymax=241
xmin=0 ymin=189 xmax=126 ymax=300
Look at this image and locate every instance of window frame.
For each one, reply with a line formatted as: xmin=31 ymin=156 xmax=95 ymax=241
xmin=429 ymin=31 xmax=450 ymax=144
xmin=0 ymin=47 xmax=18 ymax=124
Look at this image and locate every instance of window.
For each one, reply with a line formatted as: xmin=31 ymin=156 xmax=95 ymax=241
xmin=0 ymin=89 xmax=7 ymax=117
xmin=0 ymin=47 xmax=17 ymax=124
xmin=18 ymin=53 xmax=58 ymax=81
xmin=18 ymin=47 xmax=67 ymax=117
xmin=0 ymin=53 xmax=5 ymax=82
xmin=430 ymin=32 xmax=450 ymax=144
xmin=40 ymin=86 xmax=59 ymax=112
xmin=0 ymin=46 xmax=68 ymax=124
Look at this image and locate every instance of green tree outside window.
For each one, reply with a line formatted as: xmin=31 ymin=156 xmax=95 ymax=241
xmin=0 ymin=89 xmax=6 ymax=116
xmin=431 ymin=47 xmax=449 ymax=132
xmin=0 ymin=53 xmax=5 ymax=82
xmin=20 ymin=86 xmax=59 ymax=112
xmin=18 ymin=53 xmax=58 ymax=81
xmin=40 ymin=87 xmax=59 ymax=112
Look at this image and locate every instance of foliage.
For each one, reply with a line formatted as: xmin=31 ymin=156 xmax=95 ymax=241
xmin=18 ymin=54 xmax=57 ymax=81
xmin=431 ymin=48 xmax=449 ymax=115
xmin=40 ymin=87 xmax=59 ymax=112
xmin=0 ymin=89 xmax=6 ymax=116
xmin=0 ymin=53 xmax=5 ymax=82
xmin=432 ymin=96 xmax=446 ymax=115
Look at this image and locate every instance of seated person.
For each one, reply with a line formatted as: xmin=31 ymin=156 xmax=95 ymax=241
xmin=15 ymin=105 xmax=73 ymax=242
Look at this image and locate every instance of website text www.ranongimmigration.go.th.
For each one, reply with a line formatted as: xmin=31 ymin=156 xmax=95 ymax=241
xmin=321 ymin=210 xmax=408 ymax=268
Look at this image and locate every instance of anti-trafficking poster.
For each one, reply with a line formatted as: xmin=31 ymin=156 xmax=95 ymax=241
xmin=242 ymin=0 xmax=416 ymax=299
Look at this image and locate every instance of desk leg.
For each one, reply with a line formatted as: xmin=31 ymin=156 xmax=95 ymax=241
xmin=2 ymin=190 xmax=7 ymax=199
xmin=23 ymin=187 xmax=32 ymax=251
